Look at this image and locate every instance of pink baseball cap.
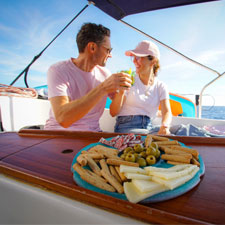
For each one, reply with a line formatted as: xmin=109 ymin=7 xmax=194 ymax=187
xmin=125 ymin=40 xmax=160 ymax=60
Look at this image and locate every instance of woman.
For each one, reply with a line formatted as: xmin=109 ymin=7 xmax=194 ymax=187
xmin=110 ymin=40 xmax=172 ymax=135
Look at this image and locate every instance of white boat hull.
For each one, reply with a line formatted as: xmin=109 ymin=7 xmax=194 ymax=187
xmin=0 ymin=174 xmax=144 ymax=224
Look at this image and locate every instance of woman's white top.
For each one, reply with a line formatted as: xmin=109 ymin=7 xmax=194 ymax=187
xmin=118 ymin=74 xmax=169 ymax=119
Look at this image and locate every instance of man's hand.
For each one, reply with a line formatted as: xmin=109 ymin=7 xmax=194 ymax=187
xmin=101 ymin=72 xmax=132 ymax=94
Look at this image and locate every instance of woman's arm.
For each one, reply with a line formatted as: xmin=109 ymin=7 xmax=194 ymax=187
xmin=109 ymin=90 xmax=126 ymax=117
xmin=158 ymin=99 xmax=172 ymax=135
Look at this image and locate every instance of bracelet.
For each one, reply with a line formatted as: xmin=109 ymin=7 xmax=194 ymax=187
xmin=161 ymin=123 xmax=170 ymax=128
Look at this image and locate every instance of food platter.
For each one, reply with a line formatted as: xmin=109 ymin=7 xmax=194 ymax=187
xmin=71 ymin=136 xmax=205 ymax=203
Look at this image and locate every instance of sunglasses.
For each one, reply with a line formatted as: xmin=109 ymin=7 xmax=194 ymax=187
xmin=132 ymin=55 xmax=154 ymax=61
xmin=131 ymin=56 xmax=141 ymax=61
xmin=101 ymin=45 xmax=113 ymax=54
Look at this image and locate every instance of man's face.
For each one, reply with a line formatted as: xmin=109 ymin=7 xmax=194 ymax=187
xmin=95 ymin=36 xmax=112 ymax=67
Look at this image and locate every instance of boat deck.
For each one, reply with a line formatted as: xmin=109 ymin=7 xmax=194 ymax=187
xmin=0 ymin=130 xmax=225 ymax=224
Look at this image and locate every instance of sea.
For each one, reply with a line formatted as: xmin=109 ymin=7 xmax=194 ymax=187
xmin=199 ymin=106 xmax=225 ymax=120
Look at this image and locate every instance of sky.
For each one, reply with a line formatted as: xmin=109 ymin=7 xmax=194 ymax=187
xmin=0 ymin=0 xmax=225 ymax=106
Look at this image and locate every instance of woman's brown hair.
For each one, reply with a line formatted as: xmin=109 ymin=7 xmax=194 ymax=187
xmin=148 ymin=55 xmax=160 ymax=76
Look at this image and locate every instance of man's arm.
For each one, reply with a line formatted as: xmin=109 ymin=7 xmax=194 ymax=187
xmin=50 ymin=73 xmax=132 ymax=128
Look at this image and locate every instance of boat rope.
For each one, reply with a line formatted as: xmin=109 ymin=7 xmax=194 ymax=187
xmin=10 ymin=3 xmax=90 ymax=88
xmin=0 ymin=83 xmax=38 ymax=98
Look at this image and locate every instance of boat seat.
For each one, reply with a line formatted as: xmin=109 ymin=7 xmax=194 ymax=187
xmin=0 ymin=96 xmax=50 ymax=132
xmin=99 ymin=108 xmax=116 ymax=132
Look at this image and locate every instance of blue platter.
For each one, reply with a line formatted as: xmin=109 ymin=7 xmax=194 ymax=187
xmin=71 ymin=136 xmax=205 ymax=203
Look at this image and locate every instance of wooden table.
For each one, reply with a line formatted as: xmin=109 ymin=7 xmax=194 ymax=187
xmin=0 ymin=130 xmax=225 ymax=224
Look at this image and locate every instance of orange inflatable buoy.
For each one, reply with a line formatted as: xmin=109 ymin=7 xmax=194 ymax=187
xmin=159 ymin=99 xmax=183 ymax=116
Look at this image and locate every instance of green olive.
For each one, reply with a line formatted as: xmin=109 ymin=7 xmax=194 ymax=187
xmin=134 ymin=144 xmax=143 ymax=153
xmin=120 ymin=153 xmax=126 ymax=160
xmin=133 ymin=153 xmax=139 ymax=161
xmin=123 ymin=147 xmax=133 ymax=154
xmin=139 ymin=151 xmax=147 ymax=158
xmin=145 ymin=147 xmax=153 ymax=155
xmin=147 ymin=146 xmax=157 ymax=156
xmin=155 ymin=149 xmax=161 ymax=159
xmin=137 ymin=157 xmax=147 ymax=167
xmin=151 ymin=147 xmax=158 ymax=157
xmin=125 ymin=153 xmax=136 ymax=162
xmin=146 ymin=155 xmax=156 ymax=165
xmin=129 ymin=150 xmax=135 ymax=154
xmin=151 ymin=142 xmax=158 ymax=150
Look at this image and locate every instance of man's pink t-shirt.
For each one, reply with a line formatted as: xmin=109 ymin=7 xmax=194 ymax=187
xmin=44 ymin=58 xmax=111 ymax=131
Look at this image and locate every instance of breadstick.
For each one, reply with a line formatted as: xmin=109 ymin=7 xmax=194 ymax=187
xmin=94 ymin=148 xmax=119 ymax=159
xmin=99 ymin=159 xmax=110 ymax=174
xmin=149 ymin=135 xmax=170 ymax=141
xmin=81 ymin=151 xmax=104 ymax=159
xmin=89 ymin=145 xmax=118 ymax=156
xmin=94 ymin=159 xmax=100 ymax=164
xmin=86 ymin=169 xmax=108 ymax=183
xmin=115 ymin=166 xmax=127 ymax=182
xmin=73 ymin=163 xmax=106 ymax=184
xmin=156 ymin=140 xmax=180 ymax=146
xmin=106 ymin=158 xmax=139 ymax=167
xmin=101 ymin=169 xmax=124 ymax=194
xmin=191 ymin=157 xmax=200 ymax=167
xmin=167 ymin=161 xmax=188 ymax=165
xmin=81 ymin=173 xmax=116 ymax=192
xmin=167 ymin=144 xmax=183 ymax=148
xmin=145 ymin=135 xmax=152 ymax=148
xmin=85 ymin=155 xmax=101 ymax=176
xmin=76 ymin=155 xmax=87 ymax=166
xmin=160 ymin=146 xmax=192 ymax=157
xmin=169 ymin=146 xmax=199 ymax=159
xmin=161 ymin=154 xmax=191 ymax=164
xmin=73 ymin=163 xmax=87 ymax=176
xmin=73 ymin=163 xmax=115 ymax=192
xmin=109 ymin=166 xmax=122 ymax=183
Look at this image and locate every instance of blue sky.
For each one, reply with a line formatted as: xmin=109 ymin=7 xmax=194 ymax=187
xmin=0 ymin=0 xmax=225 ymax=105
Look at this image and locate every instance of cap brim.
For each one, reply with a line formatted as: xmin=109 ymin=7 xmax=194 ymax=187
xmin=125 ymin=50 xmax=150 ymax=57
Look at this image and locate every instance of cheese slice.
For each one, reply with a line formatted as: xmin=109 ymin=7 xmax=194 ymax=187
xmin=132 ymin=179 xmax=169 ymax=193
xmin=145 ymin=164 xmax=191 ymax=174
xmin=124 ymin=172 xmax=151 ymax=180
xmin=120 ymin=165 xmax=147 ymax=174
xmin=152 ymin=167 xmax=199 ymax=189
xmin=148 ymin=165 xmax=197 ymax=180
xmin=124 ymin=181 xmax=168 ymax=204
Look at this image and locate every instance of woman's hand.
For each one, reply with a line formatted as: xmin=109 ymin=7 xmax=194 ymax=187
xmin=101 ymin=72 xmax=132 ymax=94
xmin=158 ymin=126 xmax=170 ymax=135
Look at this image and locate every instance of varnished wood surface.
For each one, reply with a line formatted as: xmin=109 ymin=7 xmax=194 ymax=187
xmin=1 ymin=130 xmax=225 ymax=224
xmin=0 ymin=132 xmax=51 ymax=160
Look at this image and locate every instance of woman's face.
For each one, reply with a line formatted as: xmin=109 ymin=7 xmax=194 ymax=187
xmin=132 ymin=55 xmax=154 ymax=75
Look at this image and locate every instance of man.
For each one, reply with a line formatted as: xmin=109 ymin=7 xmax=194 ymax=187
xmin=44 ymin=23 xmax=131 ymax=131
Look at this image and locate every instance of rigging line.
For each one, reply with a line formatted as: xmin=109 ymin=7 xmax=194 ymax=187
xmin=10 ymin=3 xmax=90 ymax=87
xmin=120 ymin=19 xmax=221 ymax=77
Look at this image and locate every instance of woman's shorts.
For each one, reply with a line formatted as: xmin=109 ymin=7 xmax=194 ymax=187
xmin=114 ymin=115 xmax=158 ymax=134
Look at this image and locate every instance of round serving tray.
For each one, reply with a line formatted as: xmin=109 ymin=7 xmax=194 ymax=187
xmin=71 ymin=136 xmax=205 ymax=203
